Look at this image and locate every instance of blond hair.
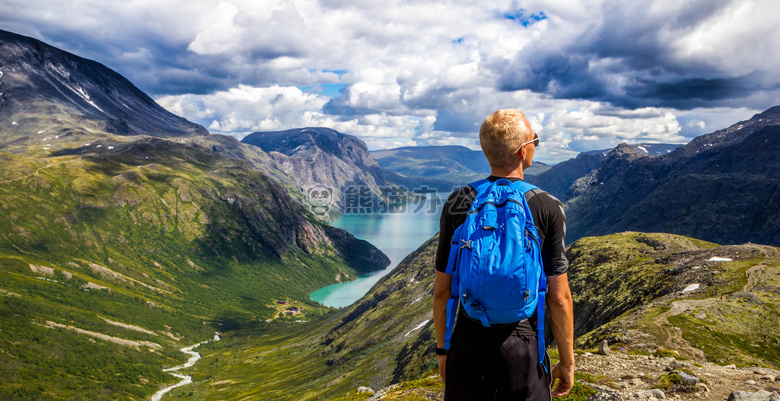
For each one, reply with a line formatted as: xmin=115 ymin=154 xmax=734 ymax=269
xmin=479 ymin=109 xmax=533 ymax=167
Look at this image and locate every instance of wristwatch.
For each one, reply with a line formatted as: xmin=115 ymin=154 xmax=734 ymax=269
xmin=436 ymin=347 xmax=448 ymax=355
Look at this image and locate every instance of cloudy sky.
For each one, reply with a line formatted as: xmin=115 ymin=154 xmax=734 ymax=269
xmin=2 ymin=0 xmax=779 ymax=163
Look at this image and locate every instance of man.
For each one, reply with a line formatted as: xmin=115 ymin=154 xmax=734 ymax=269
xmin=433 ymin=109 xmax=574 ymax=400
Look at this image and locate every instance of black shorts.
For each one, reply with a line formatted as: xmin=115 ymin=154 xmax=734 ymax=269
xmin=445 ymin=317 xmax=552 ymax=401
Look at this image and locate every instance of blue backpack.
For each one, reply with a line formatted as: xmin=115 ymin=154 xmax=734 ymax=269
xmin=443 ymin=178 xmax=548 ymax=371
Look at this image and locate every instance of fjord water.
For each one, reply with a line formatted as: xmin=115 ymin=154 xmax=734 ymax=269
xmin=310 ymin=201 xmax=443 ymax=307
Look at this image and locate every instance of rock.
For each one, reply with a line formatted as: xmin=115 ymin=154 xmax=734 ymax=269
xmin=694 ymin=382 xmax=710 ymax=392
xmin=357 ymin=386 xmax=375 ymax=394
xmin=725 ymin=364 xmax=738 ymax=369
xmin=585 ymin=383 xmax=623 ymax=401
xmin=760 ymin=375 xmax=776 ymax=381
xmin=366 ymin=384 xmax=400 ymax=401
xmin=727 ymin=390 xmax=780 ymax=401
xmin=629 ymin=378 xmax=643 ymax=386
xmin=676 ymin=371 xmax=701 ymax=385
xmin=599 ymin=340 xmax=612 ymax=355
xmin=746 ymin=380 xmax=757 ymax=385
xmin=635 ymin=389 xmax=666 ymax=399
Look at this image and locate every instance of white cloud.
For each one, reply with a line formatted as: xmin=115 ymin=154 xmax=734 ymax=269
xmin=2 ymin=0 xmax=779 ymax=164
xmin=156 ymin=84 xmax=329 ymax=136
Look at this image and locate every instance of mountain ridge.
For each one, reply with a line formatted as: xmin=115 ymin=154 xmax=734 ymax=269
xmin=0 ymin=29 xmax=208 ymax=154
xmin=565 ymin=106 xmax=780 ymax=246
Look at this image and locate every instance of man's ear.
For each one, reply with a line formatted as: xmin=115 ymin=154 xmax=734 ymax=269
xmin=517 ymin=145 xmax=527 ymax=161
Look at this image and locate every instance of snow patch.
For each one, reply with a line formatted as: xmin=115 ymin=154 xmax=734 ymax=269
xmin=405 ymin=319 xmax=430 ymax=337
xmin=708 ymin=257 xmax=732 ymax=262
xmin=71 ymin=86 xmax=104 ymax=112
xmin=410 ymin=296 xmax=423 ymax=305
xmin=637 ymin=146 xmax=648 ymax=154
xmin=683 ymin=284 xmax=700 ymax=292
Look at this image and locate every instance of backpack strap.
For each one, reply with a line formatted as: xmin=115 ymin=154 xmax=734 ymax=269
xmin=468 ymin=178 xmax=492 ymax=199
xmin=509 ymin=179 xmax=539 ymax=195
xmin=443 ymin=224 xmax=464 ymax=350
xmin=510 ymin=180 xmax=548 ymax=372
xmin=537 ymin=273 xmax=548 ymax=373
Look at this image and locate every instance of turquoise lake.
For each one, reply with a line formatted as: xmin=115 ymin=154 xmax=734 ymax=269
xmin=310 ymin=203 xmax=443 ymax=307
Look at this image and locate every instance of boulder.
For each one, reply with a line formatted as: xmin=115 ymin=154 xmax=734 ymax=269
xmin=585 ymin=383 xmax=623 ymax=401
xmin=598 ymin=340 xmax=611 ymax=356
xmin=357 ymin=386 xmax=375 ymax=394
xmin=727 ymin=390 xmax=780 ymax=401
xmin=676 ymin=371 xmax=701 ymax=385
xmin=634 ymin=389 xmax=666 ymax=399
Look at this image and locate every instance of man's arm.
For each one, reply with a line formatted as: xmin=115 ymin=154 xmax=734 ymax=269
xmin=433 ymin=270 xmax=452 ymax=381
xmin=547 ymin=272 xmax=574 ymax=397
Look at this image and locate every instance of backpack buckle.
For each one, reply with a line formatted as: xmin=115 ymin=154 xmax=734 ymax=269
xmin=460 ymin=239 xmax=472 ymax=249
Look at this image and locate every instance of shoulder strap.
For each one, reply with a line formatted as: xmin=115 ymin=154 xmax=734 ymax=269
xmin=468 ymin=178 xmax=492 ymax=195
xmin=510 ymin=179 xmax=538 ymax=195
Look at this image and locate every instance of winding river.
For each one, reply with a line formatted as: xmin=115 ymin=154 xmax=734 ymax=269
xmin=151 ymin=334 xmax=220 ymax=401
xmin=310 ymin=200 xmax=443 ymax=307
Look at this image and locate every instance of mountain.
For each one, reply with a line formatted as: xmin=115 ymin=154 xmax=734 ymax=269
xmin=0 ymin=31 xmax=389 ymax=400
xmin=372 ymin=143 xmax=678 ymax=201
xmin=0 ymin=30 xmax=208 ymax=154
xmin=242 ymin=128 xmax=453 ymax=216
xmin=371 ymin=145 xmax=550 ymax=185
xmin=565 ymin=106 xmax=780 ymax=246
xmin=527 ymin=151 xmax=605 ymax=202
xmin=527 ymin=143 xmax=682 ymax=202
xmin=170 ymin=231 xmax=780 ymax=400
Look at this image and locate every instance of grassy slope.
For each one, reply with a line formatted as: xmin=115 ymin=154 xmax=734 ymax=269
xmin=0 ymin=138 xmax=377 ymax=400
xmin=569 ymin=233 xmax=780 ymax=368
xmin=171 ymin=232 xmax=780 ymax=401
xmin=163 ymin=236 xmax=440 ymax=401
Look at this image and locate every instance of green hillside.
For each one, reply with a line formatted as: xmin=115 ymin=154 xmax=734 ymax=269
xmin=0 ymin=137 xmax=387 ymax=400
xmin=570 ymin=233 xmax=780 ymax=367
xmin=162 ymin=232 xmax=780 ymax=400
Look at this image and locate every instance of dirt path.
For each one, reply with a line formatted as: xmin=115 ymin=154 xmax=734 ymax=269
xmin=652 ymin=264 xmax=765 ymax=361
xmin=0 ymin=157 xmax=81 ymax=185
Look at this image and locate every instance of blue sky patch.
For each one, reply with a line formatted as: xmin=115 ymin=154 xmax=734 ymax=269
xmin=503 ymin=9 xmax=547 ymax=27
xmin=300 ymin=83 xmax=347 ymax=98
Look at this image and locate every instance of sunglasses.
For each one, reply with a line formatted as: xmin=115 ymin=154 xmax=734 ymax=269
xmin=515 ymin=132 xmax=540 ymax=154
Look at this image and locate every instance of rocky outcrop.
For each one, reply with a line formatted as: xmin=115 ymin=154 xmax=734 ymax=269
xmin=242 ymin=127 xmax=451 ymax=215
xmin=242 ymin=127 xmax=391 ymax=213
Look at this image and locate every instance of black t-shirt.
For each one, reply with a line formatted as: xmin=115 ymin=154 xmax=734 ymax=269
xmin=435 ymin=176 xmax=570 ymax=334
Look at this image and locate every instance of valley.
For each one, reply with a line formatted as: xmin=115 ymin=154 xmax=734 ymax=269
xmin=2 ymin=28 xmax=780 ymax=401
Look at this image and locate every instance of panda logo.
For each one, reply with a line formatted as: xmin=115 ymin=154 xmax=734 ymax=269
xmin=307 ymin=185 xmax=333 ymax=216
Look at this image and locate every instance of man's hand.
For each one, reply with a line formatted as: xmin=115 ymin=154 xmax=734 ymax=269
xmin=438 ymin=354 xmax=447 ymax=382
xmin=550 ymin=361 xmax=574 ymax=397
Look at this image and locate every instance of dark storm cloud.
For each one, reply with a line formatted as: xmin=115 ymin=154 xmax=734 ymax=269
xmin=497 ymin=0 xmax=774 ymax=110
xmin=432 ymin=109 xmax=481 ymax=134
